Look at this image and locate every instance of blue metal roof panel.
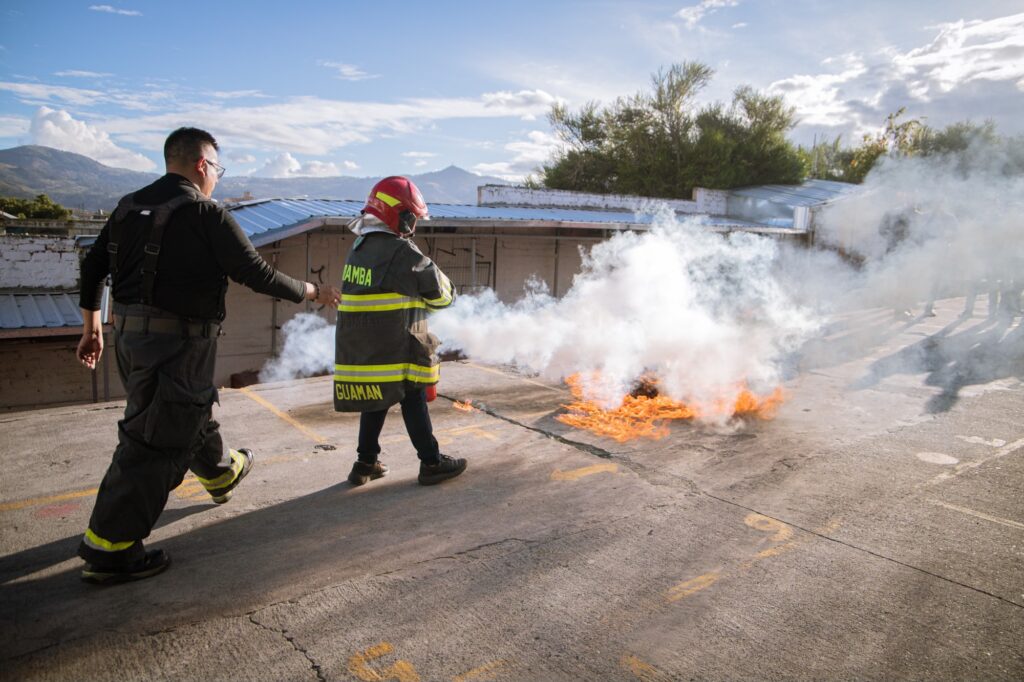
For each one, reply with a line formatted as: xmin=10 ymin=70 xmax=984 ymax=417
xmin=227 ymin=198 xmax=806 ymax=246
xmin=0 ymin=293 xmax=84 ymax=329
xmin=729 ymin=179 xmax=860 ymax=208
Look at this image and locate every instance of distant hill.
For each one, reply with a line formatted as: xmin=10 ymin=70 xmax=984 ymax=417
xmin=0 ymin=145 xmax=509 ymax=211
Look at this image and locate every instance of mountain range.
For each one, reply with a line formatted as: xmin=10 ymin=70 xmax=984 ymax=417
xmin=0 ymin=145 xmax=510 ymax=211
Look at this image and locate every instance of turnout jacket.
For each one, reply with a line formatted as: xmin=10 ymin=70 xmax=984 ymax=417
xmin=334 ymin=231 xmax=455 ymax=412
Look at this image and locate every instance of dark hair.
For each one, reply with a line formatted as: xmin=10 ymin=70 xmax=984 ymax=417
xmin=163 ymin=127 xmax=219 ymax=164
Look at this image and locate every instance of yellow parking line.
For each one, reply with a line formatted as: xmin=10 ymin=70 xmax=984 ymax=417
xmin=665 ymin=571 xmax=721 ymax=602
xmin=550 ymin=462 xmax=619 ymax=481
xmin=453 ymin=659 xmax=509 ymax=681
xmin=0 ymin=487 xmax=98 ymax=512
xmin=237 ymin=386 xmax=327 ymax=443
xmin=464 ymin=362 xmax=568 ymax=394
xmin=621 ymin=654 xmax=665 ymax=681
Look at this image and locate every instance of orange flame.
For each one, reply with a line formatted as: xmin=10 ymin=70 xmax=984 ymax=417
xmin=556 ymin=373 xmax=784 ymax=442
xmin=453 ymin=400 xmax=475 ymax=412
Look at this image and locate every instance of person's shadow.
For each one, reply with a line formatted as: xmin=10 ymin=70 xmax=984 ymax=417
xmin=848 ymin=315 xmax=1022 ymax=413
xmin=0 ymin=455 xmax=568 ymax=664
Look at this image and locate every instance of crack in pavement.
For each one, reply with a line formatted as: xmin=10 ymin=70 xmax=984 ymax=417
xmin=248 ymin=613 xmax=328 ymax=682
xmin=470 ymin=398 xmax=1024 ymax=612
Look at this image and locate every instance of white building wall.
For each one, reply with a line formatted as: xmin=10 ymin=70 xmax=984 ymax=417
xmin=0 ymin=236 xmax=79 ymax=289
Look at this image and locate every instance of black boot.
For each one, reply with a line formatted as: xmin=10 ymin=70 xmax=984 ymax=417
xmin=418 ymin=454 xmax=467 ymax=486
xmin=207 ymin=448 xmax=255 ymax=504
xmin=349 ymin=460 xmax=389 ymax=486
xmin=81 ymin=549 xmax=171 ymax=585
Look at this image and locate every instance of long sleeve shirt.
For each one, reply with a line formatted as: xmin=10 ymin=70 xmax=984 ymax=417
xmin=80 ymin=173 xmax=305 ymax=320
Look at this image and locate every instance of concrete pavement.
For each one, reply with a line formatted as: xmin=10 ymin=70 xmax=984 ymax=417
xmin=1 ymin=297 xmax=1021 ymax=680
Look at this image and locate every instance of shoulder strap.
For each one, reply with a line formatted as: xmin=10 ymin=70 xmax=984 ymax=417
xmin=140 ymin=189 xmax=206 ymax=304
xmin=107 ymin=192 xmax=138 ymax=276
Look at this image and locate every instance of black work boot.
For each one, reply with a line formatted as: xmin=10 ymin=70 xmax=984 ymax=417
xmin=208 ymin=448 xmax=255 ymax=504
xmin=418 ymin=454 xmax=467 ymax=486
xmin=81 ymin=549 xmax=171 ymax=585
xmin=349 ymin=460 xmax=389 ymax=486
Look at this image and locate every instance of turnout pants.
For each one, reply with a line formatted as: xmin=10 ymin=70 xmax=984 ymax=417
xmin=78 ymin=304 xmax=240 ymax=567
xmin=357 ymin=388 xmax=440 ymax=464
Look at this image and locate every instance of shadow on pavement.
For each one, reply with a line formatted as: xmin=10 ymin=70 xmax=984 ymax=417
xmin=0 ymin=454 xmax=565 ymax=661
xmin=848 ymin=314 xmax=1022 ymax=413
xmin=0 ymin=504 xmax=211 ymax=585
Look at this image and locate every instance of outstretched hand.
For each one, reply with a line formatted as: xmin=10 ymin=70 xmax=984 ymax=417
xmin=317 ymin=284 xmax=341 ymax=307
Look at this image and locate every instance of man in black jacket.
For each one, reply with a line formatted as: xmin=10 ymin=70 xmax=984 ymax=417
xmin=75 ymin=127 xmax=339 ymax=584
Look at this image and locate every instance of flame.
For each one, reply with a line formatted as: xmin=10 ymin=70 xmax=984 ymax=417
xmin=453 ymin=399 xmax=475 ymax=412
xmin=556 ymin=373 xmax=784 ymax=442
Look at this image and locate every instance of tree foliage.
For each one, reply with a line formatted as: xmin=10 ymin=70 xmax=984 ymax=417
xmin=540 ymin=62 xmax=804 ymax=198
xmin=801 ymin=112 xmax=1022 ymax=183
xmin=0 ymin=194 xmax=72 ymax=220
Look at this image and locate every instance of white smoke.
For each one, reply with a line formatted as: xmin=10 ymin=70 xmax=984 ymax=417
xmin=432 ymin=209 xmax=822 ymax=416
xmin=258 ymin=313 xmax=334 ymax=383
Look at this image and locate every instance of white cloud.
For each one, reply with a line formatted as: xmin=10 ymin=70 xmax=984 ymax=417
xmin=252 ymin=152 xmax=348 ymax=178
xmin=89 ymin=5 xmax=142 ymax=16
xmin=732 ymin=22 xmax=747 ymax=29
xmin=769 ymin=54 xmax=869 ymax=127
xmin=403 ymin=151 xmax=436 ymax=168
xmin=54 ymin=70 xmax=112 ymax=78
xmin=318 ymin=61 xmax=378 ymax=81
xmin=481 ymin=89 xmax=561 ymax=120
xmin=675 ymin=0 xmax=739 ymax=30
xmin=29 ymin=106 xmax=155 ymax=171
xmin=0 ymin=115 xmax=30 ymax=138
xmin=341 ymin=160 xmax=359 ymax=171
xmin=771 ymin=13 xmax=1024 ymax=141
xmin=209 ymin=89 xmax=268 ymax=99
xmin=226 ymin=152 xmax=257 ymax=164
xmin=0 ymin=81 xmax=104 ymax=106
xmin=473 ymin=130 xmax=561 ymax=181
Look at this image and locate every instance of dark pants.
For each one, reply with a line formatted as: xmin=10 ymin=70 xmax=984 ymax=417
xmin=357 ymin=388 xmax=440 ymax=464
xmin=78 ymin=304 xmax=234 ymax=567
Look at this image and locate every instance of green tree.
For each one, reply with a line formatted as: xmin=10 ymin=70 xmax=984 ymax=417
xmin=541 ymin=62 xmax=804 ymax=198
xmin=0 ymin=194 xmax=72 ymax=220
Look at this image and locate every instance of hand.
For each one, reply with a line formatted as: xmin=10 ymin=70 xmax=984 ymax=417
xmin=317 ymin=284 xmax=341 ymax=307
xmin=77 ymin=332 xmax=103 ymax=369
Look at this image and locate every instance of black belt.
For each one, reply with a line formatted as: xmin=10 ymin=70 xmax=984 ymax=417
xmin=118 ymin=315 xmax=222 ymax=338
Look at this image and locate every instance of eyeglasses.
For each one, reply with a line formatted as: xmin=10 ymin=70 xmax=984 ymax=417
xmin=205 ymin=158 xmax=226 ymax=179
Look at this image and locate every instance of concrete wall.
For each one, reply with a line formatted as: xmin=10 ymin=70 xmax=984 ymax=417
xmin=0 ymin=235 xmax=79 ymax=289
xmin=0 ymin=333 xmax=124 ymax=411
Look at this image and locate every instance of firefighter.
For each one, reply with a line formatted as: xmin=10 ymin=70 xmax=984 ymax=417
xmin=75 ymin=127 xmax=340 ymax=584
xmin=335 ymin=176 xmax=466 ymax=486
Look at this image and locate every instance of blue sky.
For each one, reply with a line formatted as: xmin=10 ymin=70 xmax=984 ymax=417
xmin=1 ymin=1 xmax=1022 ymax=181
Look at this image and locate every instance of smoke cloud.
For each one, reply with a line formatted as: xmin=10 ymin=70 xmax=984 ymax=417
xmin=258 ymin=313 xmax=334 ymax=383
xmin=261 ymin=146 xmax=1021 ymax=422
xmin=432 ymin=210 xmax=822 ymax=417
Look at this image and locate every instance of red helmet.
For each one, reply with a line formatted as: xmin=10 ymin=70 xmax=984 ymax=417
xmin=363 ymin=176 xmax=429 ymax=235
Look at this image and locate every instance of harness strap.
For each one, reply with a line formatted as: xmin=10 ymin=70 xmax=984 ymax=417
xmin=106 ymin=188 xmax=206 ymax=303
xmin=140 ymin=192 xmax=203 ymax=304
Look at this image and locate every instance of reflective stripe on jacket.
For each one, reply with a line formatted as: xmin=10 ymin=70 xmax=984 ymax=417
xmin=333 ymin=232 xmax=454 ymax=412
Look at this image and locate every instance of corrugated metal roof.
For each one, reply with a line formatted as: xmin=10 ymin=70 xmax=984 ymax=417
xmin=0 ymin=293 xmax=83 ymax=329
xmin=728 ymin=179 xmax=860 ymax=208
xmin=229 ymin=198 xmax=793 ymax=247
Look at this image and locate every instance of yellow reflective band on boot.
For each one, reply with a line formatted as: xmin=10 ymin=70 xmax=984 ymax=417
xmin=83 ymin=528 xmax=135 ymax=552
xmin=195 ymin=449 xmax=245 ymax=491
